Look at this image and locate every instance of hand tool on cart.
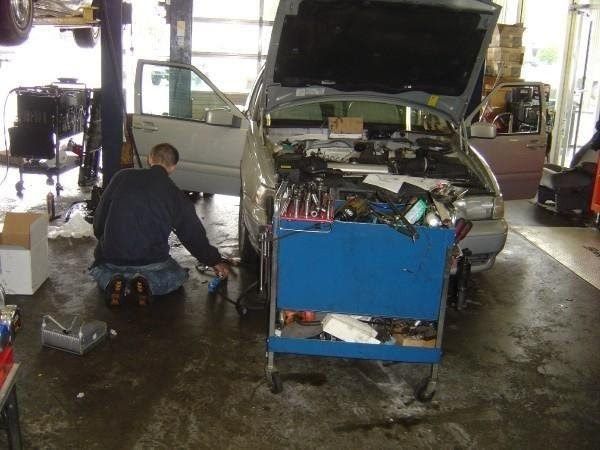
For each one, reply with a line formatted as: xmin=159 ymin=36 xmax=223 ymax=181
xmin=369 ymin=196 xmax=419 ymax=241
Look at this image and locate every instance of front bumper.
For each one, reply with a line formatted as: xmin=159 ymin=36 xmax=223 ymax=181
xmin=456 ymin=218 xmax=508 ymax=272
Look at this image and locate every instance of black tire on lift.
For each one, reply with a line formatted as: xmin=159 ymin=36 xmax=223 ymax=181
xmin=0 ymin=0 xmax=33 ymax=46
xmin=73 ymin=27 xmax=100 ymax=48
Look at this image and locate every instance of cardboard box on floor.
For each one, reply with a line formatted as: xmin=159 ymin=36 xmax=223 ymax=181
xmin=0 ymin=212 xmax=48 ymax=295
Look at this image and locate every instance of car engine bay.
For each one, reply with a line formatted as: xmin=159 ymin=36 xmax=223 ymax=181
xmin=265 ymin=126 xmax=492 ymax=234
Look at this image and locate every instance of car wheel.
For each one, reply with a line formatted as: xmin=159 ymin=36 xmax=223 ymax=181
xmin=0 ymin=0 xmax=33 ymax=46
xmin=238 ymin=196 xmax=258 ymax=265
xmin=73 ymin=27 xmax=100 ymax=48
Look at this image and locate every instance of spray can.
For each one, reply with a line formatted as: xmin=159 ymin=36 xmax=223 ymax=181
xmin=208 ymin=276 xmax=222 ymax=293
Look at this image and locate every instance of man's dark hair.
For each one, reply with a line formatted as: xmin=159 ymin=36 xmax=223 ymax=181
xmin=150 ymin=143 xmax=179 ymax=166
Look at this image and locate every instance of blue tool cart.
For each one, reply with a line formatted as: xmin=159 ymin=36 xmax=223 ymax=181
xmin=265 ymin=182 xmax=455 ymax=400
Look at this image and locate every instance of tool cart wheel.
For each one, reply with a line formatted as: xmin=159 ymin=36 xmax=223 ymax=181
xmin=15 ymin=180 xmax=24 ymax=195
xmin=269 ymin=372 xmax=283 ymax=394
xmin=416 ymin=378 xmax=436 ymax=402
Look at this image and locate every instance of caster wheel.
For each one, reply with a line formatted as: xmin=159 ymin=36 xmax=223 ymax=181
xmin=202 ymin=192 xmax=214 ymax=198
xmin=15 ymin=180 xmax=24 ymax=193
xmin=270 ymin=372 xmax=283 ymax=394
xmin=416 ymin=378 xmax=436 ymax=402
xmin=46 ymin=177 xmax=55 ymax=186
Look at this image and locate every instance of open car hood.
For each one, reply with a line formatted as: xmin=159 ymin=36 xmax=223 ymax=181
xmin=264 ymin=0 xmax=500 ymax=124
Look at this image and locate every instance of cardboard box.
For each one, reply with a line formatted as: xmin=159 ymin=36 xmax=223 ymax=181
xmin=393 ymin=333 xmax=436 ymax=348
xmin=490 ymin=23 xmax=525 ymax=48
xmin=328 ymin=117 xmax=363 ymax=138
xmin=482 ymin=75 xmax=523 ymax=94
xmin=485 ymin=61 xmax=522 ymax=78
xmin=0 ymin=212 xmax=48 ymax=295
xmin=487 ymin=46 xmax=525 ymax=65
xmin=401 ymin=337 xmax=436 ymax=348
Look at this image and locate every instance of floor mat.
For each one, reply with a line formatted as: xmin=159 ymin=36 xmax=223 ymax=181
xmin=512 ymin=226 xmax=600 ymax=290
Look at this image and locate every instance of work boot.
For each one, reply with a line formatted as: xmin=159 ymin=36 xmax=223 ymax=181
xmin=105 ymin=274 xmax=125 ymax=307
xmin=130 ymin=275 xmax=152 ymax=307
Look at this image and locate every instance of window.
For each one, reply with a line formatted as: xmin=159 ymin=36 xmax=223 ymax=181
xmin=140 ymin=63 xmax=230 ymax=121
xmin=192 ymin=0 xmax=279 ymax=95
xmin=269 ymin=100 xmax=450 ymax=133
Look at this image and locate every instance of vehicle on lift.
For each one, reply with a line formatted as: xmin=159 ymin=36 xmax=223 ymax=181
xmin=132 ymin=0 xmax=508 ymax=273
xmin=0 ymin=0 xmax=99 ymax=47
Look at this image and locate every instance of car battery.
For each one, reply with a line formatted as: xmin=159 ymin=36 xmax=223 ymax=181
xmin=41 ymin=315 xmax=107 ymax=355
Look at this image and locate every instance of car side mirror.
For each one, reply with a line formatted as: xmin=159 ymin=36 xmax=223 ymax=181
xmin=469 ymin=121 xmax=497 ymax=139
xmin=205 ymin=109 xmax=238 ymax=127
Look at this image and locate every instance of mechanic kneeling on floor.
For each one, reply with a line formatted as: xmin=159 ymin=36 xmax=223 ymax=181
xmin=90 ymin=142 xmax=229 ymax=306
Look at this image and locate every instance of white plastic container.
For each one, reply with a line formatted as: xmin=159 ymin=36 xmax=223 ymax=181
xmin=322 ymin=313 xmax=380 ymax=344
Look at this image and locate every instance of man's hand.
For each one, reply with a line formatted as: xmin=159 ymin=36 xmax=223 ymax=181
xmin=212 ymin=262 xmax=230 ymax=279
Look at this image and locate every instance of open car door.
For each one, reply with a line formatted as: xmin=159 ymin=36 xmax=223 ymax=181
xmin=132 ymin=60 xmax=248 ymax=196
xmin=467 ymin=82 xmax=548 ymax=200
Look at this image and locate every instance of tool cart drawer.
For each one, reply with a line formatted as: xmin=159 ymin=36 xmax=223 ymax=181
xmin=276 ymin=219 xmax=454 ymax=320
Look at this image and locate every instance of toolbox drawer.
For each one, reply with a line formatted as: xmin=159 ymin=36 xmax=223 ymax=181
xmin=276 ymin=220 xmax=454 ymax=320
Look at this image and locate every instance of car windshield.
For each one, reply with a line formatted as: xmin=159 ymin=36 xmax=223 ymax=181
xmin=269 ymin=101 xmax=452 ymax=134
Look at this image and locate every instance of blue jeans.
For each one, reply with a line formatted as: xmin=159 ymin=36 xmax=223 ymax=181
xmin=90 ymin=257 xmax=189 ymax=295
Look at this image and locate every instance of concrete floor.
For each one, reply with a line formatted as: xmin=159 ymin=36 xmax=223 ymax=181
xmin=1 ymin=169 xmax=599 ymax=449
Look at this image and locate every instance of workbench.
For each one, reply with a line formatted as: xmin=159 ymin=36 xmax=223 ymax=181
xmin=265 ymin=183 xmax=454 ymax=400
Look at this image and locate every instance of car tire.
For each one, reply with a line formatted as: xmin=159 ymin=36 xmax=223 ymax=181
xmin=0 ymin=0 xmax=33 ymax=46
xmin=238 ymin=195 xmax=259 ymax=266
xmin=73 ymin=27 xmax=100 ymax=48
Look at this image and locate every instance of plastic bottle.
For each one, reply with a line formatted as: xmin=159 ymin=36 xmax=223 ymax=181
xmin=208 ymin=276 xmax=222 ymax=293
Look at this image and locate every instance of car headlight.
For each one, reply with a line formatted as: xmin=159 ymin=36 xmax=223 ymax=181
xmin=453 ymin=195 xmax=497 ymax=220
xmin=255 ymin=183 xmax=275 ymax=207
xmin=492 ymin=196 xmax=504 ymax=219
